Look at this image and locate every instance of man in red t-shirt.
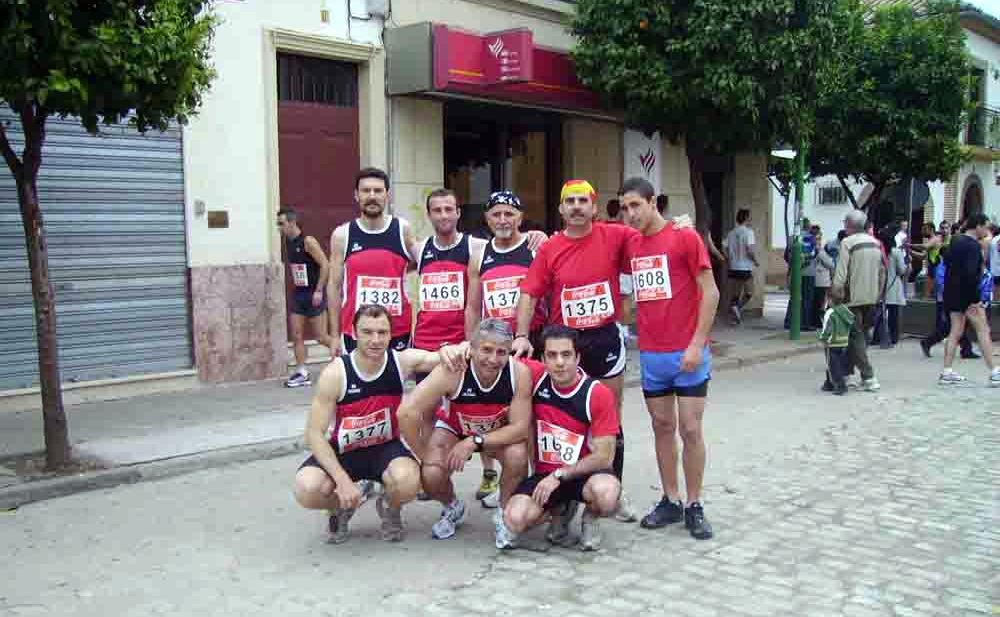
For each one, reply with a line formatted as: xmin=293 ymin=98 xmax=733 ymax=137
xmin=502 ymin=325 xmax=621 ymax=551
xmin=512 ymin=179 xmax=638 ymax=522
xmin=620 ymin=177 xmax=718 ymax=540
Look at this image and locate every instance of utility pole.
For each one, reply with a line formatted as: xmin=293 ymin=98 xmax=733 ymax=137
xmin=788 ymin=140 xmax=808 ymax=341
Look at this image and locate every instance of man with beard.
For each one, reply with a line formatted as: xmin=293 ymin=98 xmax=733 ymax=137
xmin=511 ymin=179 xmax=639 ymax=523
xmin=328 ymin=168 xmax=417 ymax=355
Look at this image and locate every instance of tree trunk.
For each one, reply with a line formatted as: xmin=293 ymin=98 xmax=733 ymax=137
xmin=685 ymin=139 xmax=728 ymax=316
xmin=1 ymin=106 xmax=70 ymax=468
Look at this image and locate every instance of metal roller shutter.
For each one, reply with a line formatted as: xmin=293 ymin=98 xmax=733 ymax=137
xmin=0 ymin=108 xmax=192 ymax=391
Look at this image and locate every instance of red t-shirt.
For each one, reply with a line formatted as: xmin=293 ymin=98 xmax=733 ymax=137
xmin=530 ymin=369 xmax=620 ymax=474
xmin=521 ymin=223 xmax=637 ymax=330
xmin=624 ymin=223 xmax=712 ymax=352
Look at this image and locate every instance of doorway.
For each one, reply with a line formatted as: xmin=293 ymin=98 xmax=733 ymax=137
xmin=276 ymin=53 xmax=360 ymax=338
xmin=443 ymin=101 xmax=562 ymax=234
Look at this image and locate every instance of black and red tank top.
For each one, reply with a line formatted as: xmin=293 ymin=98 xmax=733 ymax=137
xmin=413 ymin=234 xmax=471 ymax=350
xmin=444 ymin=359 xmax=516 ymax=437
xmin=341 ymin=217 xmax=412 ymax=338
xmin=479 ymin=236 xmax=545 ymax=332
xmin=531 ymin=371 xmax=600 ymax=473
xmin=286 ymin=234 xmax=320 ymax=290
xmin=330 ymin=350 xmax=404 ymax=453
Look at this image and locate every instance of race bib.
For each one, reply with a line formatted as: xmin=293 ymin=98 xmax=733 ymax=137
xmin=537 ymin=419 xmax=584 ymax=466
xmin=290 ymin=263 xmax=309 ymax=287
xmin=457 ymin=407 xmax=508 ymax=436
xmin=631 ymin=255 xmax=672 ymax=302
xmin=560 ymin=281 xmax=614 ymax=329
xmin=420 ymin=271 xmax=464 ymax=312
xmin=483 ymin=276 xmax=523 ymax=320
xmin=336 ymin=407 xmax=392 ymax=453
xmin=356 ymin=276 xmax=403 ymax=316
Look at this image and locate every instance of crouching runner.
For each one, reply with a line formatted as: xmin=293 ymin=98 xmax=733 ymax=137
xmin=294 ymin=304 xmax=469 ymax=544
xmin=503 ymin=325 xmax=621 ymax=551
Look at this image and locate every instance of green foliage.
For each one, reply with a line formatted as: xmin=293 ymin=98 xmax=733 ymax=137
xmin=811 ymin=0 xmax=972 ymax=191
xmin=0 ymin=0 xmax=217 ymax=133
xmin=571 ymin=0 xmax=844 ymax=153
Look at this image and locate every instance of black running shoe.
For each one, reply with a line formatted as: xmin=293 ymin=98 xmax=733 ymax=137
xmin=919 ymin=339 xmax=932 ymax=358
xmin=961 ymin=350 xmax=981 ymax=360
xmin=640 ymin=497 xmax=684 ymax=529
xmin=821 ymin=380 xmax=834 ymax=392
xmin=684 ymin=502 xmax=713 ymax=540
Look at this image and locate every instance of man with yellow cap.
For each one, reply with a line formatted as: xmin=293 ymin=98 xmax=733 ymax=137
xmin=512 ymin=178 xmax=640 ymax=526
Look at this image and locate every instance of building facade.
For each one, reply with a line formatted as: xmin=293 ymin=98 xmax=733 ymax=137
xmin=1 ymin=0 xmax=772 ymax=408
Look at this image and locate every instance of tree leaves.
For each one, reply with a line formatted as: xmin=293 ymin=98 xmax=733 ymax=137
xmin=0 ymin=0 xmax=217 ymax=135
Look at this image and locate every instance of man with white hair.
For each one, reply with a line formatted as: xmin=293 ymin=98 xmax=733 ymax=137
xmin=831 ymin=210 xmax=886 ymax=392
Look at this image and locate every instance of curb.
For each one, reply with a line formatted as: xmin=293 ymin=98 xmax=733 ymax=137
xmin=623 ymin=340 xmax=822 ymax=387
xmin=0 ymin=436 xmax=302 ymax=510
xmin=3 ymin=343 xmax=822 ymax=510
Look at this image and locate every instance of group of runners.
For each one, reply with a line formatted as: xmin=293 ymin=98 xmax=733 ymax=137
xmin=285 ymin=167 xmax=719 ymax=550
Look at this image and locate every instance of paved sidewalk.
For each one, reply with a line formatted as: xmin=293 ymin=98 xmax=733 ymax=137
xmin=0 ymin=294 xmax=820 ymax=507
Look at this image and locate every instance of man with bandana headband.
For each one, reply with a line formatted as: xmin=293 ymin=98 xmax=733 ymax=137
xmin=512 ymin=179 xmax=640 ymax=524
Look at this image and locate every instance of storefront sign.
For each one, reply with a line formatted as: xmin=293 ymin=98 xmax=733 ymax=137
xmin=483 ymin=30 xmax=533 ymax=84
xmin=624 ymin=130 xmax=662 ymax=194
xmin=429 ymin=24 xmax=602 ymax=111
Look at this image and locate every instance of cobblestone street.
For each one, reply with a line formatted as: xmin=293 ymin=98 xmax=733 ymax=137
xmin=1 ymin=344 xmax=997 ymax=616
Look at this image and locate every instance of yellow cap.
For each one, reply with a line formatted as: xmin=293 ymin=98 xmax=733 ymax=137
xmin=560 ymin=179 xmax=597 ymax=203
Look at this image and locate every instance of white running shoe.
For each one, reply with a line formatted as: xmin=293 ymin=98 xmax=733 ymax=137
xmin=614 ymin=490 xmax=639 ymax=523
xmin=938 ymin=371 xmax=968 ymax=386
xmin=284 ymin=370 xmax=311 ymax=388
xmin=493 ymin=509 xmax=517 ymax=549
xmin=580 ymin=509 xmax=602 ymax=551
xmin=376 ymin=491 xmax=404 ymax=542
xmin=861 ymin=377 xmax=881 ymax=392
xmin=480 ymin=490 xmax=500 ymax=509
xmin=431 ymin=498 xmax=467 ymax=539
xmin=989 ymin=369 xmax=1000 ymax=388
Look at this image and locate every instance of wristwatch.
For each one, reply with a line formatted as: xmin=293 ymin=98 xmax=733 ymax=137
xmin=553 ymin=468 xmax=566 ymax=482
xmin=472 ymin=435 xmax=485 ymax=452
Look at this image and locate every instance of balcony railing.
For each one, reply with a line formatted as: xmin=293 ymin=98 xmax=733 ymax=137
xmin=965 ymin=104 xmax=1000 ymax=150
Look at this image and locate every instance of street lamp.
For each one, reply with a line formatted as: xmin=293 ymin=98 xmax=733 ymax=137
xmin=771 ymin=140 xmax=807 ymax=341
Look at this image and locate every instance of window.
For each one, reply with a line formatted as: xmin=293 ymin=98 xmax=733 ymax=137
xmin=817 ymin=184 xmax=847 ymax=206
xmin=277 ymin=54 xmax=358 ymax=106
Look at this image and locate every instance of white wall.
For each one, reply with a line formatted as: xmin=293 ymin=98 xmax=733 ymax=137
xmin=182 ymin=0 xmax=382 ymax=267
xmin=964 ymin=27 xmax=1000 ymax=222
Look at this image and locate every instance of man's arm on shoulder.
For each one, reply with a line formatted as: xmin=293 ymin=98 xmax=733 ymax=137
xmin=398 ymin=342 xmax=470 ymax=376
xmin=305 ymin=359 xmax=351 ymax=484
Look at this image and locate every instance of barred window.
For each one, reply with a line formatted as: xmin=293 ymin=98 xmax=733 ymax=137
xmin=278 ymin=54 xmax=358 ymax=106
xmin=817 ymin=185 xmax=847 ymax=206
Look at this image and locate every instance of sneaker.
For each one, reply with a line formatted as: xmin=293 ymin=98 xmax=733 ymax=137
xmin=326 ymin=507 xmax=355 ymax=544
xmin=861 ymin=377 xmax=880 ymax=392
xmin=920 ymin=339 xmax=932 ymax=358
xmin=580 ymin=509 xmax=602 ymax=551
xmin=375 ymin=491 xmax=404 ymax=542
xmin=684 ymin=502 xmax=713 ymax=540
xmin=325 ymin=480 xmax=375 ymax=544
xmin=821 ymin=379 xmax=834 ymax=392
xmin=832 ymin=383 xmax=847 ymax=396
xmin=990 ymin=369 xmax=1000 ymax=388
xmin=431 ymin=498 xmax=467 ymax=539
xmin=546 ymin=501 xmax=580 ymax=546
xmin=613 ymin=490 xmax=639 ymax=523
xmin=475 ymin=470 xmax=500 ymax=500
xmin=284 ymin=371 xmax=311 ymax=388
xmin=961 ymin=350 xmax=982 ymax=360
xmin=480 ymin=490 xmax=500 ymax=509
xmin=730 ymin=305 xmax=742 ymax=325
xmin=640 ymin=496 xmax=684 ymax=529
xmin=938 ymin=371 xmax=968 ymax=385
xmin=493 ymin=509 xmax=517 ymax=549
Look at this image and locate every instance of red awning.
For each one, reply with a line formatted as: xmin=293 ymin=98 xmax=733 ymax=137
xmin=386 ymin=23 xmax=605 ymax=113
